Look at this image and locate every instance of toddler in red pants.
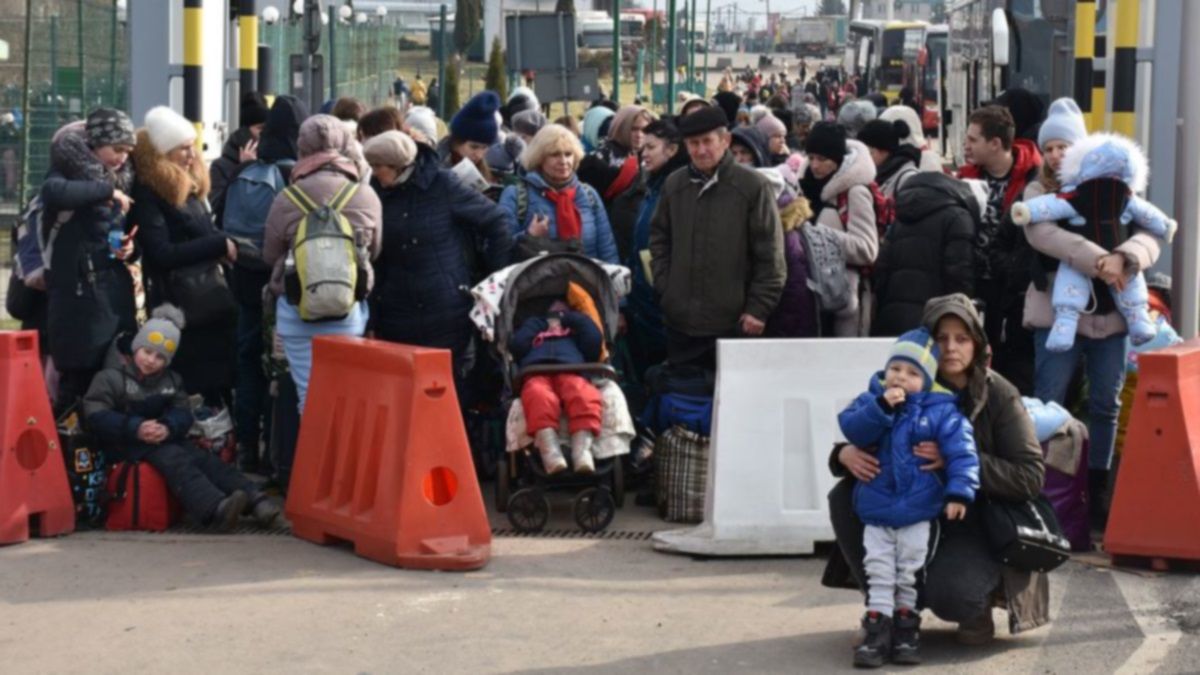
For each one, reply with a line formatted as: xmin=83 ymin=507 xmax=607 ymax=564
xmin=510 ymin=300 xmax=604 ymax=474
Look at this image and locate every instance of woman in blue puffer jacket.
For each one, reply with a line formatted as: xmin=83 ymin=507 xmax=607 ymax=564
xmin=498 ymin=124 xmax=619 ymax=265
xmin=363 ymin=131 xmax=514 ymax=404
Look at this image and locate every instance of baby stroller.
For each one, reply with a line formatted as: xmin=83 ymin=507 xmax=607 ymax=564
xmin=471 ymin=253 xmax=633 ymax=533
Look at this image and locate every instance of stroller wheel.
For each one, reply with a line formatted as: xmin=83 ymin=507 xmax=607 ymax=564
xmin=573 ymin=487 xmax=616 ymax=533
xmin=495 ymin=455 xmax=512 ymax=513
xmin=507 ymin=488 xmax=550 ymax=533
xmin=611 ymin=458 xmax=625 ymax=508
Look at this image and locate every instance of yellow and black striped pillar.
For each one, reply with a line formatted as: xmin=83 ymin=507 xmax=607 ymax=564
xmin=1092 ymin=31 xmax=1107 ymax=131
xmin=238 ymin=0 xmax=259 ymax=98
xmin=1112 ymin=0 xmax=1139 ymax=137
xmin=184 ymin=0 xmax=203 ymax=138
xmin=1073 ymin=0 xmax=1096 ymax=131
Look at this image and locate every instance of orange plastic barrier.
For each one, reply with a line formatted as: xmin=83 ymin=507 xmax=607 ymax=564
xmin=1105 ymin=339 xmax=1200 ymax=562
xmin=0 ymin=331 xmax=74 ymax=543
xmin=285 ymin=336 xmax=491 ymax=570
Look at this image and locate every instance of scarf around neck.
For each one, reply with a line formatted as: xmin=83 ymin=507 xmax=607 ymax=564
xmin=543 ymin=185 xmax=582 ymax=240
xmin=800 ymin=168 xmax=832 ymax=215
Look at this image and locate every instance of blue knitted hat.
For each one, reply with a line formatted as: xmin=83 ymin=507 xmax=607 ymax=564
xmin=451 ymin=91 xmax=501 ymax=145
xmin=888 ymin=328 xmax=941 ymax=391
xmin=1038 ymin=97 xmax=1087 ymax=149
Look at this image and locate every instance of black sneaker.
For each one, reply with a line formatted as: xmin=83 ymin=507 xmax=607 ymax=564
xmin=892 ymin=608 xmax=922 ymax=665
xmin=211 ymin=490 xmax=250 ymax=532
xmin=853 ymin=611 xmax=892 ymax=668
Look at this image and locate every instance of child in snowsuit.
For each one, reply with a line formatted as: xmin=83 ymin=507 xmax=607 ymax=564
xmin=837 ymin=328 xmax=981 ymax=668
xmin=1011 ymin=133 xmax=1177 ymax=352
xmin=82 ymin=305 xmax=281 ymax=530
xmin=510 ymin=300 xmax=604 ymax=475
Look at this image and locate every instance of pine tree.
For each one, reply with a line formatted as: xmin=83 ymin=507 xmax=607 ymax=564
xmin=818 ymin=0 xmax=846 ymax=15
xmin=931 ymin=1 xmax=947 ymax=24
xmin=485 ymin=37 xmax=508 ymax=101
xmin=444 ymin=54 xmax=462 ymax=117
xmin=555 ymin=0 xmax=576 ymax=15
xmin=454 ymin=0 xmax=482 ymax=56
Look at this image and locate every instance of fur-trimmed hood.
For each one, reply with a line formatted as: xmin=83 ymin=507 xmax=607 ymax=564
xmin=821 ymin=139 xmax=877 ymax=202
xmin=1058 ymin=132 xmax=1148 ymax=194
xmin=50 ymin=122 xmax=134 ymax=192
xmin=131 ymin=128 xmax=210 ymax=207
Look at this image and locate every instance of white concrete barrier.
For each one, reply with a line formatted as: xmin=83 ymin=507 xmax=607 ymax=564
xmin=653 ymin=338 xmax=894 ymax=556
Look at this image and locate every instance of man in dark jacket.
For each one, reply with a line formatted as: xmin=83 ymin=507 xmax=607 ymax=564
xmin=209 ymin=91 xmax=269 ymax=221
xmin=873 ymin=173 xmax=982 ymax=337
xmin=649 ymin=106 xmax=786 ymax=368
xmin=958 ymin=105 xmax=1043 ymax=394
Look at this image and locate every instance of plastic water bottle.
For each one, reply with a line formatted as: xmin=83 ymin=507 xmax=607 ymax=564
xmin=108 ymin=228 xmax=124 ymax=259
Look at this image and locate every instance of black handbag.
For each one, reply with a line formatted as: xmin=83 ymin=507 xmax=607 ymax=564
xmin=980 ymin=494 xmax=1071 ymax=573
xmin=167 ymin=261 xmax=236 ymax=327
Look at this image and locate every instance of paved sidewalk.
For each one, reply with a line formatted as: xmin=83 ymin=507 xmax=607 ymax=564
xmin=2 ymin=520 xmax=1197 ymax=674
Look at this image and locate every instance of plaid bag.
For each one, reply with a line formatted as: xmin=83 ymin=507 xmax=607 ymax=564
xmin=655 ymin=426 xmax=710 ymax=524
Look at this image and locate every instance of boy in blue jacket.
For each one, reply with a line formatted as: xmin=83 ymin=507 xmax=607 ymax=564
xmin=510 ymin=300 xmax=604 ymax=475
xmin=837 ymin=327 xmax=980 ymax=668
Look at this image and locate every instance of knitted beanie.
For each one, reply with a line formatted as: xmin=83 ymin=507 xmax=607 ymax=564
xmin=512 ymin=109 xmax=547 ymax=137
xmin=858 ymin=119 xmax=909 ymax=154
xmin=837 ymin=99 xmax=877 ymax=138
xmin=507 ymin=87 xmax=541 ymax=115
xmin=143 ymin=105 xmax=197 ymax=154
xmin=450 ymin=91 xmax=501 ymax=145
xmin=405 ymin=106 xmax=439 ymax=144
xmin=362 ymin=130 xmax=418 ymax=169
xmin=756 ymin=111 xmax=787 ymax=138
xmin=805 ymin=121 xmax=847 ymax=164
xmin=1038 ymin=97 xmax=1088 ymax=149
xmin=889 ymin=327 xmax=941 ymax=391
xmin=240 ymin=91 xmax=270 ymax=128
xmin=132 ymin=304 xmax=186 ymax=366
xmin=85 ymin=107 xmax=135 ymax=149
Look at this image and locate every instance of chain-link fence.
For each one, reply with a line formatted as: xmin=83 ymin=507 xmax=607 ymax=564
xmin=0 ymin=0 xmax=127 ymax=217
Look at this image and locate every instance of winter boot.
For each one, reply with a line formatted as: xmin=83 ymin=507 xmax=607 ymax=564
xmin=853 ymin=611 xmax=892 ymax=668
xmin=891 ymin=608 xmax=922 ymax=665
xmin=247 ymin=494 xmax=283 ymax=528
xmin=534 ymin=428 xmax=568 ymax=475
xmin=955 ymin=609 xmax=995 ymax=646
xmin=211 ymin=490 xmax=249 ymax=532
xmin=570 ymin=431 xmax=596 ymax=475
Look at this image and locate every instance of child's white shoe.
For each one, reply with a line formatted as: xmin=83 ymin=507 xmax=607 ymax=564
xmin=570 ymin=431 xmax=596 ymax=475
xmin=535 ymin=428 xmax=567 ymax=474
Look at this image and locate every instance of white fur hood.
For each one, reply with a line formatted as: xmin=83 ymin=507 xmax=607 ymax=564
xmin=822 ymin=139 xmax=877 ymax=201
xmin=1058 ymin=132 xmax=1149 ymax=194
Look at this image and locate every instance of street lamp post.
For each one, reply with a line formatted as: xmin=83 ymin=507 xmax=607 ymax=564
xmin=666 ymin=0 xmax=677 ymax=114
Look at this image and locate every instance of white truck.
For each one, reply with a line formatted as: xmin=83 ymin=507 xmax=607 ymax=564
xmin=780 ymin=17 xmax=837 ymax=57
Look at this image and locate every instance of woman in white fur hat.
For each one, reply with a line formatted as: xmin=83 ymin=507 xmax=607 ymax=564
xmin=130 ymin=105 xmax=239 ymax=404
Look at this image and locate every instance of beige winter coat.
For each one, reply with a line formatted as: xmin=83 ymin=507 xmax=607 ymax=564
xmin=812 ymin=139 xmax=878 ymax=336
xmin=1021 ymin=181 xmax=1162 ymax=340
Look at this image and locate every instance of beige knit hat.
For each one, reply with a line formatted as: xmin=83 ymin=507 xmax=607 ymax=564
xmin=362 ymin=130 xmax=417 ymax=169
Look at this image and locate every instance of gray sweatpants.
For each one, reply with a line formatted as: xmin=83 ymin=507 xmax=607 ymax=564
xmin=863 ymin=521 xmax=931 ymax=615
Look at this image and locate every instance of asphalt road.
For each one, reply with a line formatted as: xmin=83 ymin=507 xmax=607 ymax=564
xmin=2 ymin=518 xmax=1197 ymax=674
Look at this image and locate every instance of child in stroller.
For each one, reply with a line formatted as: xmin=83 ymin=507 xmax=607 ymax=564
xmin=510 ymin=299 xmax=604 ymax=475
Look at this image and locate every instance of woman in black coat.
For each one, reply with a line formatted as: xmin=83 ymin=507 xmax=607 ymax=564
xmin=131 ymin=107 xmax=238 ymax=403
xmin=40 ymin=112 xmax=139 ymax=411
xmin=872 ymin=172 xmax=982 ymax=337
xmin=362 ymin=131 xmax=514 ymax=405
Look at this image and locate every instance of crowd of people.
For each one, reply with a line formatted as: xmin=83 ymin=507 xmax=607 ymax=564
xmin=5 ymin=64 xmax=1182 ymax=666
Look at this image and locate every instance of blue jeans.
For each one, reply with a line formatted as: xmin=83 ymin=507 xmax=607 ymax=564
xmin=275 ymin=296 xmax=369 ymax=411
xmin=1034 ymin=329 xmax=1128 ymax=471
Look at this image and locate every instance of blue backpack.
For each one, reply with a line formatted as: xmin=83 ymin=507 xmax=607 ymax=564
xmin=640 ymin=364 xmax=716 ymax=437
xmin=223 ymin=161 xmax=288 ymax=266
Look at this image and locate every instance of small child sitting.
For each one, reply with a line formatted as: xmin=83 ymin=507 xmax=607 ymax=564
xmin=837 ymin=328 xmax=981 ymax=668
xmin=1011 ymin=132 xmax=1177 ymax=352
xmin=510 ymin=300 xmax=604 ymax=475
xmin=82 ymin=305 xmax=281 ymax=531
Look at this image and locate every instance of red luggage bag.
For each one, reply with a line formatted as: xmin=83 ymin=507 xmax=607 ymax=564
xmin=105 ymin=462 xmax=180 ymax=532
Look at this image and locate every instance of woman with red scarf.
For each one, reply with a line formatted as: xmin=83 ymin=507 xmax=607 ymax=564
xmin=498 ymin=124 xmax=620 ymax=264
